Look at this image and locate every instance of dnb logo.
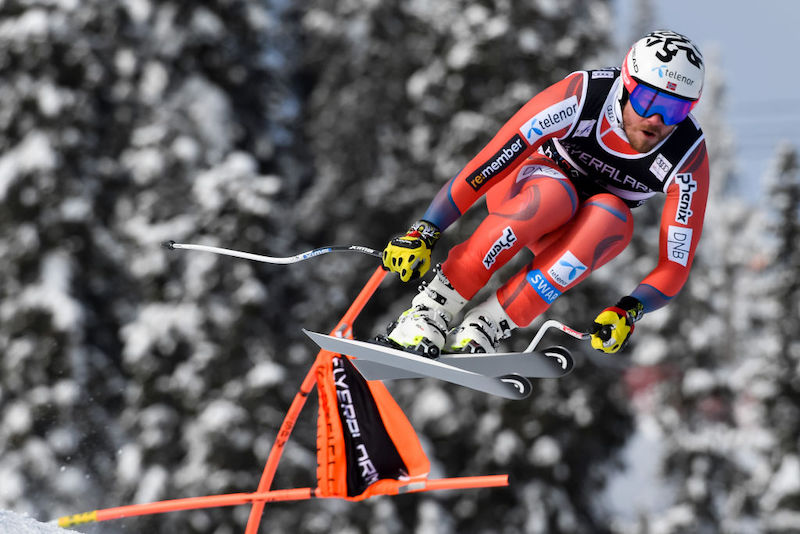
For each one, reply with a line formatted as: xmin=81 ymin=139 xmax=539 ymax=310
xmin=667 ymin=225 xmax=693 ymax=266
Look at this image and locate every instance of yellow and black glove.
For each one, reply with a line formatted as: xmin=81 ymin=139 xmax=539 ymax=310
xmin=382 ymin=220 xmax=441 ymax=282
xmin=590 ymin=296 xmax=644 ymax=354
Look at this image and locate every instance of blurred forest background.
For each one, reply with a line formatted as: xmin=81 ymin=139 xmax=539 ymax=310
xmin=0 ymin=0 xmax=798 ymax=533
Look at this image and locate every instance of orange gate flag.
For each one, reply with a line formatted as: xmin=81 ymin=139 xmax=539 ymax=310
xmin=316 ymin=353 xmax=430 ymax=500
xmin=52 ymin=268 xmax=508 ymax=532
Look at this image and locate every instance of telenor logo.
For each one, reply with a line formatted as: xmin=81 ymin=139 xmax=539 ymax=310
xmin=519 ymin=96 xmax=578 ymax=144
xmin=526 ymin=118 xmax=544 ymax=138
xmin=548 ymin=251 xmax=587 ymax=287
xmin=651 ymin=64 xmax=695 ymax=86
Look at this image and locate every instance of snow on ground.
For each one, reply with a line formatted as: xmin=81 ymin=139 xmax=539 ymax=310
xmin=0 ymin=510 xmax=80 ymax=534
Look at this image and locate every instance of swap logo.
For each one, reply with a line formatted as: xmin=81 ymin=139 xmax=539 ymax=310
xmin=526 ymin=270 xmax=562 ymax=304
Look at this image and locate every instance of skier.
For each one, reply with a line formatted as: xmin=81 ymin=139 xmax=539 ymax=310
xmin=380 ymin=30 xmax=710 ymax=357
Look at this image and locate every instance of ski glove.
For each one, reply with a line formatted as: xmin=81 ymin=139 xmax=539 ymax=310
xmin=382 ymin=220 xmax=441 ymax=282
xmin=590 ymin=296 xmax=644 ymax=354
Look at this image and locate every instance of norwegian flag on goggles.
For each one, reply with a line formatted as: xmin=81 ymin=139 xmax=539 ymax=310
xmin=628 ymin=83 xmax=695 ymax=126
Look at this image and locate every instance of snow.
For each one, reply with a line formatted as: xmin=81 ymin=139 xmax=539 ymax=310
xmin=528 ymin=435 xmax=562 ymax=467
xmin=120 ymin=302 xmax=204 ymax=364
xmin=3 ymin=401 xmax=33 ymax=436
xmin=17 ymin=252 xmax=84 ymax=332
xmin=116 ymin=443 xmax=143 ymax=485
xmin=36 ymin=83 xmax=66 ymax=118
xmin=192 ymin=151 xmax=282 ymax=215
xmin=410 ymin=386 xmax=453 ymax=423
xmin=134 ymin=465 xmax=170 ymax=505
xmin=191 ymin=7 xmax=225 ymax=38
xmin=492 ymin=429 xmax=521 ymax=465
xmin=681 ymin=368 xmax=716 ymax=396
xmin=245 ymin=361 xmax=286 ymax=389
xmin=121 ymin=145 xmax=166 ymax=185
xmin=416 ymin=500 xmax=455 ymax=534
xmin=603 ymin=417 xmax=671 ymax=523
xmin=0 ymin=510 xmax=80 ymax=534
xmin=0 ymin=9 xmax=49 ymax=41
xmin=762 ymin=455 xmax=800 ymax=511
xmin=0 ymin=132 xmax=59 ymax=201
xmin=122 ymin=0 xmax=152 ymax=24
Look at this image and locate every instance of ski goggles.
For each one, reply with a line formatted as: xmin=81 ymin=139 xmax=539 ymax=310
xmin=628 ymin=83 xmax=695 ymax=126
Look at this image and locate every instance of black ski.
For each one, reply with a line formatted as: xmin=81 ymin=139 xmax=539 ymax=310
xmin=304 ymin=330 xmax=551 ymax=400
xmin=350 ymin=345 xmax=573 ymax=381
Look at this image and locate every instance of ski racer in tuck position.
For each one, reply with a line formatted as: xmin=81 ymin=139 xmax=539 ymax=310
xmin=380 ymin=30 xmax=710 ymax=357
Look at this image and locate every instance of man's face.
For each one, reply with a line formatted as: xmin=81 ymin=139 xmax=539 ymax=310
xmin=621 ymin=100 xmax=677 ymax=153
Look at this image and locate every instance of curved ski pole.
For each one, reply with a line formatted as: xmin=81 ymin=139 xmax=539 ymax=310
xmin=524 ymin=319 xmax=591 ymax=352
xmin=162 ymin=240 xmax=381 ymax=265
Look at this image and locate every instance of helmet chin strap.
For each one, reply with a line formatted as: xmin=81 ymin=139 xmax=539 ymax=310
xmin=612 ymin=79 xmax=634 ymax=144
xmin=613 ymin=80 xmax=626 ymax=128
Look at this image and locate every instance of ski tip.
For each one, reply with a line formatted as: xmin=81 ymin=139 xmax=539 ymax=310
xmin=542 ymin=346 xmax=574 ymax=375
xmin=161 ymin=240 xmax=176 ymax=250
xmin=498 ymin=374 xmax=533 ymax=399
xmin=302 ymin=328 xmax=316 ymax=339
xmin=302 ymin=329 xmax=327 ymax=348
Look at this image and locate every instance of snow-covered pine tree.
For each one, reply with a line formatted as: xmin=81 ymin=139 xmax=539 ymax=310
xmin=605 ymin=45 xmax=775 ymax=534
xmin=750 ymin=143 xmax=800 ymax=530
xmin=0 ymin=1 xmax=308 ymax=532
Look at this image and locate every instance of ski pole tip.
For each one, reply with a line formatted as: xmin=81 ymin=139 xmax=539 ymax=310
xmin=161 ymin=240 xmax=176 ymax=250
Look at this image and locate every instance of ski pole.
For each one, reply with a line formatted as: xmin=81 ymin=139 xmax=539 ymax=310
xmin=524 ymin=319 xmax=591 ymax=352
xmin=162 ymin=241 xmax=381 ymax=265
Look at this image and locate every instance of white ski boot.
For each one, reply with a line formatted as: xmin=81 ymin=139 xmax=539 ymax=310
xmin=447 ymin=294 xmax=517 ymax=354
xmin=382 ymin=267 xmax=467 ymax=359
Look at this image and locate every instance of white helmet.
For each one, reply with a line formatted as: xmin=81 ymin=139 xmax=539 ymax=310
xmin=620 ymin=30 xmax=704 ymax=124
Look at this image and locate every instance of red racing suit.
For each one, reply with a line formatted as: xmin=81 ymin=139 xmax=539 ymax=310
xmin=420 ymin=69 xmax=710 ymax=327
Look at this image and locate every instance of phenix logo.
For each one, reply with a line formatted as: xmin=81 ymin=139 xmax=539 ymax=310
xmin=483 ymin=226 xmax=517 ymax=269
xmin=674 ymin=173 xmax=697 ymax=224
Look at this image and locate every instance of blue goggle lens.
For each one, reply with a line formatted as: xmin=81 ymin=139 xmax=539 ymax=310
xmin=629 ymin=84 xmax=694 ymax=126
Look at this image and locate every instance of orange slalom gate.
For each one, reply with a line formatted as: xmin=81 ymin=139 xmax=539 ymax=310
xmin=53 ymin=267 xmax=510 ymax=532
